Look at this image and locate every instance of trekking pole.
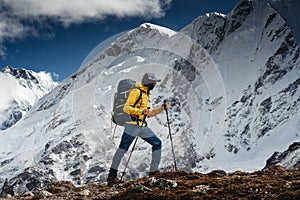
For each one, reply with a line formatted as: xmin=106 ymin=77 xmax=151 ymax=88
xmin=164 ymin=100 xmax=177 ymax=171
xmin=112 ymin=124 xmax=117 ymax=138
xmin=121 ymin=136 xmax=138 ymax=181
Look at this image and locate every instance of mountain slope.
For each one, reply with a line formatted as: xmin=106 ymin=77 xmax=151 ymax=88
xmin=180 ymin=0 xmax=300 ymax=170
xmin=0 ymin=0 xmax=300 ymax=196
xmin=266 ymin=0 xmax=300 ymax=46
xmin=0 ymin=66 xmax=58 ymax=130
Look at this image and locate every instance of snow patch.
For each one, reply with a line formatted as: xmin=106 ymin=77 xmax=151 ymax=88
xmin=140 ymin=23 xmax=177 ymax=37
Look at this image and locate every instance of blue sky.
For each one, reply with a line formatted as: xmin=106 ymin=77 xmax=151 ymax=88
xmin=0 ymin=0 xmax=240 ymax=81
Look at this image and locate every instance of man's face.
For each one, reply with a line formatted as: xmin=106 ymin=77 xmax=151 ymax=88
xmin=149 ymin=82 xmax=156 ymax=90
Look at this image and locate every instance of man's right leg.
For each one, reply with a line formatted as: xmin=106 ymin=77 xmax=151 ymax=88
xmin=108 ymin=124 xmax=140 ymax=183
xmin=108 ymin=132 xmax=135 ymax=178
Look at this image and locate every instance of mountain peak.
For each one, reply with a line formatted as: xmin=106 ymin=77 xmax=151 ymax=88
xmin=1 ymin=66 xmax=13 ymax=73
xmin=204 ymin=12 xmax=227 ymax=18
xmin=1 ymin=66 xmax=37 ymax=82
xmin=139 ymin=23 xmax=177 ymax=37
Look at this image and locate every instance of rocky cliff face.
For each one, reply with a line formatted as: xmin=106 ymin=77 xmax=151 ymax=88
xmin=181 ymin=0 xmax=300 ymax=165
xmin=264 ymin=142 xmax=300 ymax=169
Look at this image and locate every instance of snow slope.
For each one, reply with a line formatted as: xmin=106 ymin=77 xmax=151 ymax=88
xmin=0 ymin=66 xmax=58 ymax=130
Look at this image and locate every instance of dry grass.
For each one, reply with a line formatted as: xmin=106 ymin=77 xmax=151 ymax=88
xmin=3 ymin=165 xmax=300 ymax=200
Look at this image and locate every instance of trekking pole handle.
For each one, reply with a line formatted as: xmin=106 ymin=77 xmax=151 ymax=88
xmin=163 ymin=100 xmax=168 ymax=110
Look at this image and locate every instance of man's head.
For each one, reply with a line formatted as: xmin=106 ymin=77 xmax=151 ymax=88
xmin=142 ymin=72 xmax=161 ymax=90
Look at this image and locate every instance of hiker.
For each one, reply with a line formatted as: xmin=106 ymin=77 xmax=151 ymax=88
xmin=107 ymin=72 xmax=168 ymax=185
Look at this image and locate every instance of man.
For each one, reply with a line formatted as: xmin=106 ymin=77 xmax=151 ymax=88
xmin=107 ymin=72 xmax=168 ymax=185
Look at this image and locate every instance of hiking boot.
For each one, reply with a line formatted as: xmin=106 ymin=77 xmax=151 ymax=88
xmin=107 ymin=176 xmax=124 ymax=186
xmin=149 ymin=170 xmax=160 ymax=177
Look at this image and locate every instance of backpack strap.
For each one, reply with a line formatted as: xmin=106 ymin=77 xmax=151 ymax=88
xmin=130 ymin=88 xmax=146 ymax=126
xmin=132 ymin=88 xmax=142 ymax=108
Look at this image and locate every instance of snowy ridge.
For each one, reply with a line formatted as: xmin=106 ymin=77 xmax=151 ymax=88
xmin=205 ymin=12 xmax=226 ymax=18
xmin=0 ymin=0 xmax=300 ymax=196
xmin=0 ymin=66 xmax=58 ymax=130
xmin=139 ymin=23 xmax=177 ymax=37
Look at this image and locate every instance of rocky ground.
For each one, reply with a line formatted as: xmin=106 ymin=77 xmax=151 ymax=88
xmin=1 ymin=165 xmax=300 ymax=199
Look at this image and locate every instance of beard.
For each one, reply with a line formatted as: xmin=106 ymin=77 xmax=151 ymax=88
xmin=148 ymin=84 xmax=155 ymax=90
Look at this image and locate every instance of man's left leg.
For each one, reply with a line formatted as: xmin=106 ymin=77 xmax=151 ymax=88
xmin=140 ymin=127 xmax=162 ymax=172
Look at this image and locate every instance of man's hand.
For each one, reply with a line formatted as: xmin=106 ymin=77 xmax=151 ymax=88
xmin=162 ymin=102 xmax=169 ymax=110
xmin=142 ymin=109 xmax=150 ymax=116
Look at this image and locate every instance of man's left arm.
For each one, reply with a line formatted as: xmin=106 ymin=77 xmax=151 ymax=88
xmin=148 ymin=102 xmax=168 ymax=117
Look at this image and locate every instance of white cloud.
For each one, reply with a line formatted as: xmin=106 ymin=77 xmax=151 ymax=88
xmin=0 ymin=12 xmax=32 ymax=57
xmin=52 ymin=72 xmax=60 ymax=81
xmin=4 ymin=0 xmax=171 ymax=24
xmin=0 ymin=0 xmax=172 ymax=58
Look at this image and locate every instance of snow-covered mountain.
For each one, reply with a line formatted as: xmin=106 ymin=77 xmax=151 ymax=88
xmin=1 ymin=0 xmax=300 ymax=196
xmin=264 ymin=141 xmax=300 ymax=169
xmin=0 ymin=66 xmax=58 ymax=130
xmin=180 ymin=0 xmax=300 ymax=169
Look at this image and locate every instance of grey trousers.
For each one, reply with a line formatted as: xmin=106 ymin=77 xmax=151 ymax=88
xmin=109 ymin=124 xmax=162 ymax=177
